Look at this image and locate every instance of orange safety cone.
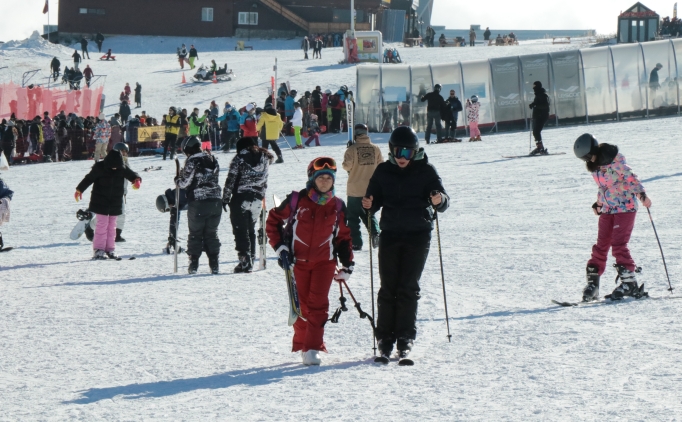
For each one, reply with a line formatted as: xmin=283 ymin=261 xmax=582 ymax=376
xmin=212 ymin=72 xmax=218 ymax=84
xmin=181 ymin=72 xmax=186 ymax=83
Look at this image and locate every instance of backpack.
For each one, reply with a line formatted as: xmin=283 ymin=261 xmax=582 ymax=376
xmin=282 ymin=189 xmax=343 ymax=246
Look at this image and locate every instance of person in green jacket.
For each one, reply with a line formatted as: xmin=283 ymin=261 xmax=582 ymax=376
xmin=189 ymin=108 xmax=210 ymax=151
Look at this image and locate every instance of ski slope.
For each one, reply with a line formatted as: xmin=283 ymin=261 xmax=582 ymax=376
xmin=1 ymin=35 xmax=682 ymax=420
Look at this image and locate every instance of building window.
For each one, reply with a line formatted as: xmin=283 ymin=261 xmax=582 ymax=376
xmin=202 ymin=8 xmax=214 ymax=22
xmin=238 ymin=12 xmax=258 ymax=25
xmin=79 ymin=8 xmax=105 ymax=15
xmin=79 ymin=8 xmax=87 ymax=14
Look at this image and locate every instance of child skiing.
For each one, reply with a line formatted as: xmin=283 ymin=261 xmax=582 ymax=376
xmin=466 ymin=95 xmax=482 ymax=142
xmin=304 ymin=114 xmax=321 ymax=147
xmin=266 ymin=157 xmax=354 ymax=365
xmin=573 ymin=134 xmax=652 ymax=301
xmin=75 ymin=148 xmax=141 ymax=259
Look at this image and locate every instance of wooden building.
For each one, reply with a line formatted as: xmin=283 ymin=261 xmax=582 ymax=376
xmin=617 ymin=2 xmax=660 ymax=43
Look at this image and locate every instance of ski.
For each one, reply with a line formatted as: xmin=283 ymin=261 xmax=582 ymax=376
xmin=552 ymin=291 xmax=650 ymax=307
xmin=257 ymin=198 xmax=268 ymax=270
xmin=502 ymin=152 xmax=566 ymax=159
xmin=0 ymin=247 xmax=13 ymax=253
xmin=398 ymin=351 xmax=414 ymax=366
xmin=273 ymin=194 xmax=305 ymax=326
xmin=374 ymin=355 xmax=390 ymax=364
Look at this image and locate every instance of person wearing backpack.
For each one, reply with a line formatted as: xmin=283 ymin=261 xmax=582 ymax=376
xmin=266 ymin=157 xmax=354 ymax=365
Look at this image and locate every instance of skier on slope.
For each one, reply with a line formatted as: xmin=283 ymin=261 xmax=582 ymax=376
xmin=222 ymin=137 xmax=274 ymax=273
xmin=574 ymin=134 xmax=652 ymax=302
xmin=163 ymin=107 xmax=181 ymax=160
xmin=266 ymin=157 xmax=354 ymax=366
xmin=529 ymin=81 xmax=550 ymax=155
xmin=0 ymin=176 xmax=13 ymax=252
xmin=419 ymin=83 xmax=446 ymax=144
xmin=362 ymin=126 xmax=449 ymax=361
xmin=175 ymin=137 xmax=222 ymax=274
xmin=256 ymin=104 xmax=284 ymax=163
xmin=75 ymin=147 xmax=141 ymax=260
xmin=465 ymin=95 xmax=481 ymax=142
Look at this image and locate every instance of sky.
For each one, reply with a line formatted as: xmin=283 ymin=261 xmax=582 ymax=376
xmin=0 ymin=0 xmax=679 ymax=42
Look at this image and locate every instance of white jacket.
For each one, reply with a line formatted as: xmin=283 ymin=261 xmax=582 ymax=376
xmin=291 ymin=108 xmax=303 ymax=127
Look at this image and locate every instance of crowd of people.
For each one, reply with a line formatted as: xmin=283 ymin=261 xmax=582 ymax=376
xmin=660 ymin=16 xmax=682 ymax=37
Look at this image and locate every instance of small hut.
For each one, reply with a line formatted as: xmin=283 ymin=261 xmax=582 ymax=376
xmin=618 ymin=2 xmax=660 ymax=43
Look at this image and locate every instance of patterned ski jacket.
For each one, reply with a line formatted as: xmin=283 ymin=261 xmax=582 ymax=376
xmin=94 ymin=120 xmax=111 ymax=144
xmin=466 ymin=101 xmax=480 ymax=123
xmin=592 ymin=150 xmax=645 ymax=214
xmin=176 ymin=152 xmax=221 ymax=202
xmin=42 ymin=117 xmax=56 ymax=141
xmin=222 ymin=148 xmax=273 ymax=204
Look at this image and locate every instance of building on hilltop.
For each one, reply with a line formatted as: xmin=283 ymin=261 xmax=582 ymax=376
xmin=617 ymin=2 xmax=660 ymax=43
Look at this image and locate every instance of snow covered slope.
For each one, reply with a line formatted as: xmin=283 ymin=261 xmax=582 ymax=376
xmin=1 ymin=35 xmax=682 ymax=420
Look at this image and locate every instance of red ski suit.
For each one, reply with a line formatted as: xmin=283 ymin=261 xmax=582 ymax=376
xmin=266 ymin=191 xmax=354 ymax=352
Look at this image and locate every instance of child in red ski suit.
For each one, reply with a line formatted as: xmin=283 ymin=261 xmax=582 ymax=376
xmin=266 ymin=157 xmax=354 ymax=365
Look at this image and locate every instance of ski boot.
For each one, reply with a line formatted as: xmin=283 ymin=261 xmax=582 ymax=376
xmin=352 ymin=244 xmax=362 ymax=251
xmin=105 ymin=251 xmax=120 ymax=260
xmin=233 ymin=254 xmax=253 ymax=273
xmin=93 ymin=249 xmax=107 ymax=260
xmin=608 ymin=265 xmax=645 ymax=300
xmin=375 ymin=339 xmax=393 ymax=364
xmin=302 ymin=350 xmax=322 ymax=366
xmin=474 ymin=135 xmax=482 ymax=142
xmin=208 ymin=254 xmax=220 ymax=275
xmin=582 ymin=266 xmax=600 ymax=302
xmin=529 ymin=141 xmax=547 ymax=156
xmin=115 ymin=229 xmax=126 ymax=242
xmin=188 ymin=255 xmax=200 ymax=274
xmin=275 ymin=156 xmax=284 ymax=164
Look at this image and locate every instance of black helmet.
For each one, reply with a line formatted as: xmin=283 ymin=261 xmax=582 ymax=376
xmin=354 ymin=123 xmax=368 ymax=136
xmin=156 ymin=194 xmax=170 ymax=213
xmin=182 ymin=136 xmax=202 ymax=155
xmin=434 ymin=83 xmax=442 ymax=91
xmin=112 ymin=142 xmax=129 ymax=153
xmin=574 ymin=133 xmax=599 ymax=161
xmin=389 ymin=126 xmax=419 ymax=149
xmin=169 ymin=106 xmax=177 ymax=114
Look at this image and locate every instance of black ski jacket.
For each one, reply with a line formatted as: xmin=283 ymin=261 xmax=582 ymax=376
xmin=420 ymin=91 xmax=446 ymax=112
xmin=76 ymin=150 xmax=140 ymax=216
xmin=222 ymin=147 xmax=273 ymax=203
xmin=51 ymin=58 xmax=60 ymax=71
xmin=177 ymin=152 xmax=221 ymax=203
xmin=189 ymin=48 xmax=198 ymax=58
xmin=365 ymin=151 xmax=449 ymax=234
xmin=530 ymin=86 xmax=550 ymax=118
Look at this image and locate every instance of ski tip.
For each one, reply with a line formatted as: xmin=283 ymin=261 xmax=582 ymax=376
xmin=398 ymin=358 xmax=414 ymax=366
xmin=551 ymin=299 xmax=578 ymax=307
xmin=374 ymin=356 xmax=390 ymax=364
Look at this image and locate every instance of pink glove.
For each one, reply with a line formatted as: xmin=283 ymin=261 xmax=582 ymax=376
xmin=74 ymin=191 xmax=82 ymax=202
xmin=132 ymin=178 xmax=141 ymax=190
xmin=639 ymin=193 xmax=652 ymax=208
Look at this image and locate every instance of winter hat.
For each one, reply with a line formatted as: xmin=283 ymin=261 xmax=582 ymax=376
xmin=236 ymin=137 xmax=257 ymax=152
xmin=325 ymin=89 xmax=332 ymax=95
xmin=99 ymin=112 xmax=106 ymax=120
xmin=533 ymin=81 xmax=543 ymax=88
xmin=245 ymin=103 xmax=254 ymax=112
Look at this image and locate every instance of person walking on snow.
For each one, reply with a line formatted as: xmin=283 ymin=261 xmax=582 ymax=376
xmin=0 ymin=177 xmax=13 ymax=252
xmin=465 ymin=95 xmax=481 ymax=141
xmin=420 ymin=83 xmax=445 ymax=144
xmin=95 ymin=32 xmax=105 ymax=52
xmin=75 ymin=148 xmax=141 ymax=260
xmin=292 ymin=102 xmax=304 ymax=148
xmin=222 ymin=137 xmax=274 ymax=273
xmin=80 ymin=37 xmax=90 ymax=59
xmin=256 ymin=104 xmax=284 ymax=163
xmin=83 ymin=65 xmax=94 ymax=88
xmin=177 ymin=44 xmax=189 ymax=69
xmin=189 ymin=45 xmax=199 ymax=69
xmin=304 ymin=114 xmax=322 ymax=146
xmin=573 ymin=134 xmax=652 ymax=302
xmin=444 ymin=89 xmax=463 ymax=141
xmin=529 ymin=81 xmax=550 ymax=155
xmin=72 ymin=50 xmax=82 ymax=71
xmin=342 ymin=123 xmax=382 ymax=251
xmin=266 ymin=157 xmax=354 ymax=366
xmin=93 ymin=113 xmax=111 ymax=161
xmin=50 ymin=57 xmax=61 ymax=82
xmin=134 ymin=83 xmax=142 ymax=108
xmin=362 ymin=126 xmax=449 ymax=361
xmin=163 ymin=107 xmax=181 ymax=160
xmin=302 ymin=36 xmax=310 ymax=60
xmin=175 ymin=137 xmax=222 ymax=274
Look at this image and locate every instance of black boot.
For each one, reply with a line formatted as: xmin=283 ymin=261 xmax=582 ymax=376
xmin=582 ymin=266 xmax=600 ymax=302
xmin=377 ymin=338 xmax=394 ymax=358
xmin=188 ymin=255 xmax=200 ymax=274
xmin=208 ymin=254 xmax=220 ymax=274
xmin=609 ymin=265 xmax=642 ymax=300
xmin=530 ymin=141 xmax=547 ymax=156
xmin=397 ymin=337 xmax=413 ymax=353
xmin=234 ymin=254 xmax=253 ymax=273
xmin=115 ymin=228 xmax=126 ymax=242
xmin=275 ymin=155 xmax=284 ymax=164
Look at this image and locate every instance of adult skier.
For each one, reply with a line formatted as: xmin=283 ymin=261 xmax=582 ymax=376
xmin=256 ymin=104 xmax=284 ymax=163
xmin=80 ymin=37 xmax=90 ymax=60
xmin=420 ymin=84 xmax=446 ymax=144
xmin=444 ymin=89 xmax=463 ymax=141
xmin=362 ymin=126 xmax=449 ymax=361
xmin=573 ymin=134 xmax=652 ymax=301
xmin=216 ymin=104 xmax=241 ymax=152
xmin=175 ymin=137 xmax=222 ymax=274
xmin=50 ymin=57 xmax=61 ymax=82
xmin=163 ymin=107 xmax=180 ymax=160
xmin=529 ymin=81 xmax=550 ymax=155
xmin=266 ymin=157 xmax=354 ymax=365
xmin=222 ymin=137 xmax=274 ymax=272
xmin=342 ymin=123 xmax=382 ymax=251
xmin=75 ymin=148 xmax=141 ymax=259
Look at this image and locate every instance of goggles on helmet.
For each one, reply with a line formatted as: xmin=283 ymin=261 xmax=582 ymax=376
xmin=311 ymin=156 xmax=337 ymax=172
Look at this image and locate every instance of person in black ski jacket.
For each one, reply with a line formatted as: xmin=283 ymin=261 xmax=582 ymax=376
xmin=483 ymin=27 xmax=492 ymax=41
xmin=176 ymin=137 xmax=222 ymax=274
xmin=75 ymin=149 xmax=141 ymax=259
xmin=420 ymin=84 xmax=446 ymax=143
xmin=50 ymin=57 xmax=61 ymax=81
xmin=72 ymin=50 xmax=82 ymax=70
xmin=363 ymin=126 xmax=449 ymax=360
xmin=529 ymin=81 xmax=550 ymax=155
xmin=189 ymin=45 xmax=199 ymax=69
xmin=222 ymin=137 xmax=274 ymax=272
xmin=95 ymin=32 xmax=105 ymax=52
xmin=444 ymin=90 xmax=463 ymax=141
xmin=80 ymin=37 xmax=90 ymax=59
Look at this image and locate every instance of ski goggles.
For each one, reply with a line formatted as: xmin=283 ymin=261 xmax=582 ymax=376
xmin=392 ymin=145 xmax=418 ymax=160
xmin=311 ymin=157 xmax=337 ymax=172
xmin=578 ymin=153 xmax=594 ymax=162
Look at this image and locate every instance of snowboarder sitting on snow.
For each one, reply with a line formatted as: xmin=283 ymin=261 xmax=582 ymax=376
xmin=222 ymin=137 xmax=274 ymax=273
xmin=0 ymin=177 xmax=13 ymax=252
xmin=75 ymin=148 xmax=141 ymax=260
xmin=266 ymin=157 xmax=354 ymax=366
xmin=363 ymin=126 xmax=449 ymax=361
xmin=574 ymin=134 xmax=652 ymax=302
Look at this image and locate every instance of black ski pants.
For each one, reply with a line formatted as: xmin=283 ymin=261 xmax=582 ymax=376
xmin=376 ymin=230 xmax=431 ymax=343
xmin=532 ymin=113 xmax=549 ymax=143
xmin=166 ymin=188 xmax=188 ymax=244
xmin=425 ymin=110 xmax=443 ymax=143
xmin=163 ymin=133 xmax=178 ymax=160
xmin=186 ymin=199 xmax=222 ymax=257
xmin=346 ymin=196 xmax=379 ymax=249
xmin=261 ymin=139 xmax=282 ymax=157
xmin=331 ymin=108 xmax=342 ymax=132
xmin=229 ymin=193 xmax=260 ymax=259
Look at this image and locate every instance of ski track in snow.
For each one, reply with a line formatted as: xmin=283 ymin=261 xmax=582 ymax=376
xmin=1 ymin=36 xmax=682 ymax=420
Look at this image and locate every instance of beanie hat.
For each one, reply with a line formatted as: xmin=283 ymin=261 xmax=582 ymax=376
xmin=533 ymin=81 xmax=543 ymax=88
xmin=245 ymin=103 xmax=254 ymax=112
xmin=236 ymin=137 xmax=257 ymax=152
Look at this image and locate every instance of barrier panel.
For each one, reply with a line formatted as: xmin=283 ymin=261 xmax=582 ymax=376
xmin=381 ymin=65 xmax=410 ymax=133
xmin=356 ymin=66 xmax=382 ymax=132
xmin=0 ymin=83 xmax=103 ymax=121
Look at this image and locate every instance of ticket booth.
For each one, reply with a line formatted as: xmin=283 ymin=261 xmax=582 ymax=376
xmin=618 ymin=2 xmax=660 ymax=43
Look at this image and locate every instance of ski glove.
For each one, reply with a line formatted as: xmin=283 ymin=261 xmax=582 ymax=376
xmin=334 ymin=266 xmax=354 ymax=282
xmin=276 ymin=245 xmax=294 ymax=270
xmin=74 ymin=190 xmax=82 ymax=202
xmin=222 ymin=201 xmax=228 ymax=212
xmin=639 ymin=192 xmax=652 ymax=208
xmin=132 ymin=178 xmax=141 ymax=190
xmin=592 ymin=202 xmax=602 ymax=215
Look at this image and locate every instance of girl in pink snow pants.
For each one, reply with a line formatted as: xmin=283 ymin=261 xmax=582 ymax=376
xmin=466 ymin=95 xmax=481 ymax=141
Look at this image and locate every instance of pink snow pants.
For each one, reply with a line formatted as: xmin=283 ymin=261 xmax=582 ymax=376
xmin=93 ymin=214 xmax=117 ymax=252
xmin=587 ymin=212 xmax=637 ymax=275
xmin=305 ymin=133 xmax=320 ymax=146
xmin=469 ymin=121 xmax=480 ymax=138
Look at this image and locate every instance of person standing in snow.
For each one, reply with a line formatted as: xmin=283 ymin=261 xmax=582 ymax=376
xmin=134 ymin=83 xmax=142 ymax=108
xmin=302 ymin=36 xmax=310 ymax=59
xmin=266 ymin=157 xmax=354 ymax=365
xmin=0 ymin=177 xmax=13 ymax=251
xmin=82 ymin=65 xmax=94 ymax=88
xmin=256 ymin=104 xmax=284 ymax=163
xmin=80 ymin=37 xmax=90 ymax=60
xmin=72 ymin=50 xmax=81 ymax=71
xmin=313 ymin=36 xmax=323 ymax=59
xmin=217 ymin=104 xmax=241 ymax=152
xmin=188 ymin=45 xmax=199 ymax=69
xmin=465 ymin=95 xmax=481 ymax=142
xmin=42 ymin=113 xmax=56 ymax=162
xmin=163 ymin=107 xmax=180 ymax=160
xmin=95 ymin=32 xmax=105 ymax=52
xmin=304 ymin=114 xmax=322 ymax=147
xmin=420 ymin=83 xmax=445 ymax=144
xmin=529 ymin=81 xmax=550 ymax=155
xmin=75 ymin=148 xmax=141 ymax=260
xmin=444 ymin=89 xmax=463 ymax=141
xmin=573 ymin=134 xmax=652 ymax=302
xmin=292 ymin=102 xmax=304 ymax=148
xmin=93 ymin=113 xmax=111 ymax=161
xmin=175 ymin=137 xmax=222 ymax=274
xmin=468 ymin=29 xmax=477 ymax=47
xmin=50 ymin=57 xmax=61 ymax=82
xmin=483 ymin=27 xmax=492 ymax=42
xmin=363 ymin=126 xmax=449 ymax=361
xmin=222 ymin=137 xmax=274 ymax=272
xmin=177 ymin=44 xmax=189 ymax=69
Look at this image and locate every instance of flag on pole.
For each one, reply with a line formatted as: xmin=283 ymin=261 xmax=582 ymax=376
xmin=43 ymin=0 xmax=49 ymax=14
xmin=674 ymin=3 xmax=678 ymax=19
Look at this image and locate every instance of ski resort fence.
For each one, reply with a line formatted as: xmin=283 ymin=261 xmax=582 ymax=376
xmin=0 ymin=83 xmax=104 ymax=121
xmin=356 ymin=39 xmax=682 ymax=134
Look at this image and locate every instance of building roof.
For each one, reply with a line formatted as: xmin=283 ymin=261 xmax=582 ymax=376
xmin=619 ymin=2 xmax=659 ymax=18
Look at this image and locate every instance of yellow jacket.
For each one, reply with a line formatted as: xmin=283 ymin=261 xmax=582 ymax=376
xmin=342 ymin=134 xmax=384 ymax=197
xmin=165 ymin=114 xmax=180 ymax=135
xmin=256 ymin=111 xmax=283 ymax=141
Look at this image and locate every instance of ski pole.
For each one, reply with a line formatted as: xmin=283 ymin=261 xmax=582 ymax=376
xmin=278 ymin=131 xmax=300 ymax=162
xmin=529 ymin=117 xmax=532 ymax=153
xmin=367 ymin=210 xmax=377 ymax=355
xmin=646 ymin=208 xmax=674 ymax=294
xmin=431 ymin=191 xmax=452 ymax=342
xmin=174 ymin=158 xmax=180 ymax=273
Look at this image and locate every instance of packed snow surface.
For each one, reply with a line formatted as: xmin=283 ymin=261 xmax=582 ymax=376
xmin=1 ymin=35 xmax=681 ymax=420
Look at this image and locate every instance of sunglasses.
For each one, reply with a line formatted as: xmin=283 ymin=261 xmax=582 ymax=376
xmin=393 ymin=146 xmax=417 ymax=160
xmin=311 ymin=157 xmax=337 ymax=172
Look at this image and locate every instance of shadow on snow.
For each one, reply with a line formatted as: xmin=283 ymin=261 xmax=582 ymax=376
xmin=641 ymin=172 xmax=682 ymax=183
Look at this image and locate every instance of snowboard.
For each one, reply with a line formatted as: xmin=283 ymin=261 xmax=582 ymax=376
xmin=273 ymin=194 xmax=305 ymax=326
xmin=257 ymin=198 xmax=268 ymax=270
xmin=502 ymin=152 xmax=566 ymax=159
xmin=143 ymin=166 xmax=162 ymax=172
xmin=70 ymin=209 xmax=93 ymax=240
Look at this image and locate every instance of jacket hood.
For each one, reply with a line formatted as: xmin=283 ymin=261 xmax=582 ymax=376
xmin=597 ymin=143 xmax=619 ymax=166
xmin=265 ymin=108 xmax=278 ymax=116
xmin=533 ymin=86 xmax=546 ymax=94
xmin=355 ymin=134 xmax=372 ymax=144
xmin=102 ymin=150 xmax=124 ymax=169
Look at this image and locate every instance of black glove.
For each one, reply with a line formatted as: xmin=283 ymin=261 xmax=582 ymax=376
xmin=529 ymin=104 xmax=534 ymax=109
xmin=592 ymin=202 xmax=602 ymax=215
xmin=222 ymin=201 xmax=228 ymax=212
